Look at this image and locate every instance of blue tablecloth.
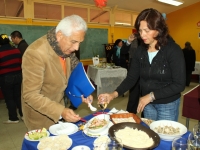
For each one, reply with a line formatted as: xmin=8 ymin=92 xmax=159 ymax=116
xmin=21 ymin=110 xmax=190 ymax=150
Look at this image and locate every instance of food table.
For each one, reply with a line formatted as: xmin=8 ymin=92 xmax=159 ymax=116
xmin=192 ymin=61 xmax=200 ymax=83
xmin=192 ymin=61 xmax=200 ymax=75
xmin=21 ymin=110 xmax=191 ymax=150
xmin=87 ymin=65 xmax=127 ymax=95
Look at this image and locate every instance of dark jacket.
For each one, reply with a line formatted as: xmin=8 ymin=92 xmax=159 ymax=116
xmin=116 ymin=37 xmax=186 ymax=104
xmin=120 ymin=39 xmax=138 ymax=69
xmin=182 ymin=48 xmax=196 ymax=71
xmin=18 ymin=39 xmax=28 ymax=56
xmin=108 ymin=46 xmax=129 ymax=69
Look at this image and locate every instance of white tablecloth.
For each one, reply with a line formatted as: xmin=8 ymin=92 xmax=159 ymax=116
xmin=87 ymin=65 xmax=127 ymax=95
xmin=192 ymin=61 xmax=200 ymax=75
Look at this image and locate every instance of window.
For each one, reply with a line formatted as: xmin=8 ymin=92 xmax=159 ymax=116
xmin=115 ymin=11 xmax=132 ymax=26
xmin=64 ymin=6 xmax=88 ymax=22
xmin=0 ymin=0 xmax=24 ymax=17
xmin=34 ymin=3 xmax=61 ymax=20
xmin=90 ymin=9 xmax=109 ymax=24
xmin=132 ymin=14 xmax=138 ymax=26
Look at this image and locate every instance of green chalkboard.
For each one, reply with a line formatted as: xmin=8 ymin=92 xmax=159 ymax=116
xmin=0 ymin=24 xmax=108 ymax=59
xmin=0 ymin=24 xmax=52 ymax=45
xmin=80 ymin=28 xmax=108 ymax=59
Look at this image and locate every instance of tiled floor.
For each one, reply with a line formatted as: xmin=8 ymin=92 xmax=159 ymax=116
xmin=0 ymin=82 xmax=199 ymax=150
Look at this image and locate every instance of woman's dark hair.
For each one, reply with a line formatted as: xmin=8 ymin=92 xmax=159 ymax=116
xmin=134 ymin=8 xmax=169 ymax=49
xmin=184 ymin=42 xmax=193 ymax=50
xmin=113 ymin=39 xmax=122 ymax=47
xmin=0 ymin=34 xmax=10 ymax=45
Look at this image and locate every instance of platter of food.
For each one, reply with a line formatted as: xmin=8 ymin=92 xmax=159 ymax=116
xmin=49 ymin=122 xmax=78 ymax=136
xmin=37 ymin=135 xmax=72 ymax=150
xmin=109 ymin=122 xmax=160 ymax=150
xmin=83 ymin=114 xmax=113 ymax=137
xmin=141 ymin=118 xmax=154 ymax=126
xmin=110 ymin=113 xmax=141 ymax=124
xmin=24 ymin=128 xmax=50 ymax=141
xmin=149 ymin=120 xmax=187 ymax=141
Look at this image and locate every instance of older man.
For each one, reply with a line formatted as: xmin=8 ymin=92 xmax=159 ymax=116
xmin=22 ymin=15 xmax=92 ymax=131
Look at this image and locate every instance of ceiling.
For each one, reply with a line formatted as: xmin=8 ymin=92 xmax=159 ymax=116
xmin=0 ymin=0 xmax=199 ymax=21
xmin=66 ymin=0 xmax=200 ymax=14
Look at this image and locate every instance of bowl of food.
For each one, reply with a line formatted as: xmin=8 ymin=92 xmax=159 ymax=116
xmin=110 ymin=113 xmax=141 ymax=124
xmin=149 ymin=120 xmax=187 ymax=141
xmin=93 ymin=135 xmax=111 ymax=150
xmin=87 ymin=114 xmax=110 ymax=134
xmin=109 ymin=122 xmax=160 ymax=150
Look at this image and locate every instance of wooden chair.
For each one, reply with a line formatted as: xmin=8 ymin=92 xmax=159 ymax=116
xmin=182 ymin=85 xmax=200 ymax=128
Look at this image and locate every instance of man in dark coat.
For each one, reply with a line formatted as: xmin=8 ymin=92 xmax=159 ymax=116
xmin=10 ymin=31 xmax=29 ymax=56
xmin=182 ymin=42 xmax=196 ymax=86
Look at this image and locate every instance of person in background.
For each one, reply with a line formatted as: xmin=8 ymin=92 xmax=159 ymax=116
xmin=108 ymin=39 xmax=128 ymax=69
xmin=98 ymin=8 xmax=185 ymax=121
xmin=120 ymin=33 xmax=140 ymax=114
xmin=182 ymin=42 xmax=196 ymax=86
xmin=10 ymin=31 xmax=28 ymax=56
xmin=0 ymin=34 xmax=23 ymax=124
xmin=22 ymin=15 xmax=93 ymax=130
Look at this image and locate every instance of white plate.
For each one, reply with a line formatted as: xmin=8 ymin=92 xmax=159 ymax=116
xmin=72 ymin=145 xmax=90 ymax=150
xmin=24 ymin=130 xmax=50 ymax=141
xmin=49 ymin=122 xmax=78 ymax=136
xmin=83 ymin=121 xmax=113 ymax=137
xmin=37 ymin=135 xmax=72 ymax=149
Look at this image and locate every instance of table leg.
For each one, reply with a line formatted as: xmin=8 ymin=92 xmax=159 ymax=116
xmin=186 ymin=118 xmax=190 ymax=129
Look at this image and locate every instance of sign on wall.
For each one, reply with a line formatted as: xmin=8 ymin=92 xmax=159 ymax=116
xmin=197 ymin=21 xmax=200 ymax=27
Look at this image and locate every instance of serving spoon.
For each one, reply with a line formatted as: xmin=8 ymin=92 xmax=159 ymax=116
xmin=68 ymin=92 xmax=97 ymax=111
xmin=88 ymin=102 xmax=97 ymax=111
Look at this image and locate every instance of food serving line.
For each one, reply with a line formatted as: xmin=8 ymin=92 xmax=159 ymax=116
xmin=21 ymin=109 xmax=190 ymax=150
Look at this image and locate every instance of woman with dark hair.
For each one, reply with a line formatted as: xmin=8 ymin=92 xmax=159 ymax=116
xmin=98 ymin=8 xmax=185 ymax=121
xmin=108 ymin=39 xmax=128 ymax=69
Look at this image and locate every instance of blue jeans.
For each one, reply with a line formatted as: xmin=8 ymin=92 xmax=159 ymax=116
xmin=143 ymin=98 xmax=180 ymax=121
xmin=0 ymin=72 xmax=22 ymax=121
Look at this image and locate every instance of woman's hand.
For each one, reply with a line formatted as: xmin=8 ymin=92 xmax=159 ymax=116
xmin=137 ymin=94 xmax=152 ymax=113
xmin=98 ymin=91 xmax=118 ymax=104
xmin=128 ymin=34 xmax=135 ymax=43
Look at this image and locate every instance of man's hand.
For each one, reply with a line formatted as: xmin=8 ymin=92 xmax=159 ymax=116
xmin=61 ymin=108 xmax=80 ymax=122
xmin=81 ymin=95 xmax=93 ymax=104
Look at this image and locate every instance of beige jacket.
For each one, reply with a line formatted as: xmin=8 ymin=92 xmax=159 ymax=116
xmin=22 ymin=35 xmax=72 ymax=131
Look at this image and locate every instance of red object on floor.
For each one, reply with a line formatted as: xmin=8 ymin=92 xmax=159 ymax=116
xmin=182 ymin=85 xmax=200 ymax=128
xmin=0 ymin=88 xmax=4 ymax=99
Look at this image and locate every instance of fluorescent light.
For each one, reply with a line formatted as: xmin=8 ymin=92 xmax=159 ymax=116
xmin=115 ymin=22 xmax=131 ymax=26
xmin=157 ymin=0 xmax=184 ymax=6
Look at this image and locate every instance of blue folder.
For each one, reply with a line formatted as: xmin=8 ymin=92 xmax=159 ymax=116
xmin=65 ymin=62 xmax=95 ymax=108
